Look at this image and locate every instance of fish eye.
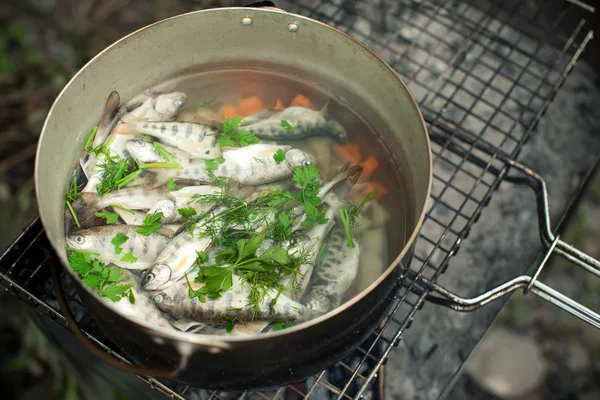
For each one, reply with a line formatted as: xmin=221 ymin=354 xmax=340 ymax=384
xmin=175 ymin=99 xmax=183 ymax=107
xmin=74 ymin=235 xmax=84 ymax=244
xmin=302 ymin=160 xmax=312 ymax=167
xmin=136 ymin=138 xmax=144 ymax=145
xmin=154 ymin=294 xmax=164 ymax=303
xmin=145 ymin=273 xmax=155 ymax=282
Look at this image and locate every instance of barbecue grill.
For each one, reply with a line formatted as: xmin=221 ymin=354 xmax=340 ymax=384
xmin=1 ymin=0 xmax=599 ymax=399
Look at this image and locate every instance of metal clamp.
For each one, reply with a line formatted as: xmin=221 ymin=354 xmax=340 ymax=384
xmin=415 ymin=157 xmax=600 ymax=329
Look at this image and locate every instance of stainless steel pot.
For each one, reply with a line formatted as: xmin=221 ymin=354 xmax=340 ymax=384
xmin=35 ymin=5 xmax=432 ymax=390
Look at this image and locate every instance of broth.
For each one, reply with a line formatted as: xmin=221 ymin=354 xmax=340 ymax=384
xmin=63 ymin=67 xmax=410 ymax=335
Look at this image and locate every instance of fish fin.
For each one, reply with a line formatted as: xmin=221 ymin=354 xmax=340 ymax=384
xmin=319 ymin=101 xmax=330 ymax=117
xmin=157 ymin=224 xmax=182 ymax=238
xmin=91 ymin=91 xmax=120 ymax=148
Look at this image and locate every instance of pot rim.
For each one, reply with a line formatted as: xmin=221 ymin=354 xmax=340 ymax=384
xmin=35 ymin=6 xmax=433 ymax=345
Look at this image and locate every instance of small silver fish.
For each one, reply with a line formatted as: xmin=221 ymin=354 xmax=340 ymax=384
xmin=142 ymin=231 xmax=212 ymax=291
xmin=243 ymin=106 xmax=348 ymax=143
xmin=152 ymin=270 xmax=316 ymax=325
xmin=114 ymin=118 xmax=220 ymax=158
xmin=125 ymin=92 xmax=187 ymax=122
xmin=78 ymin=186 xmax=170 ymax=222
xmin=145 ymin=144 xmax=316 ymax=188
xmin=125 ymin=137 xmax=219 ymax=166
xmin=66 ymin=225 xmax=169 ymax=270
xmin=302 ymin=224 xmax=360 ymax=313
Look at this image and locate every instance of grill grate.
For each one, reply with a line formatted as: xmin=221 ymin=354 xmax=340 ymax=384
xmin=0 ymin=0 xmax=594 ymax=399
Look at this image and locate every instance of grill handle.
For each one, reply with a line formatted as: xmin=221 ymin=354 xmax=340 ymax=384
xmin=49 ymin=255 xmax=184 ymax=378
xmin=413 ymin=159 xmax=600 ymax=329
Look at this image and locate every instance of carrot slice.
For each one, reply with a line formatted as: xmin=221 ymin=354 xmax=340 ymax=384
xmin=290 ymin=94 xmax=316 ymax=110
xmin=362 ymin=182 xmax=388 ymax=200
xmin=222 ymin=105 xmax=239 ymax=119
xmin=273 ymin=99 xmax=286 ymax=111
xmin=333 ymin=144 xmax=362 ymax=164
xmin=239 ymin=96 xmax=265 ymax=117
xmin=359 ymin=156 xmax=379 ymax=180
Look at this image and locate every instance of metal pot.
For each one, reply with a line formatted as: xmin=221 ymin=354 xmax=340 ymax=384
xmin=35 ymin=5 xmax=432 ymax=390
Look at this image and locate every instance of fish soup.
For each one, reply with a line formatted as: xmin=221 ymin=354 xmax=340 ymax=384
xmin=63 ymin=66 xmax=411 ymax=336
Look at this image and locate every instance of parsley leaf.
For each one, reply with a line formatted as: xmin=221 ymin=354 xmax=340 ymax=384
xmin=101 ymin=284 xmax=131 ymax=302
xmin=272 ymin=321 xmax=293 ymax=331
xmin=302 ymin=203 xmax=329 ymax=230
xmin=218 ymin=117 xmax=259 ymax=148
xmin=95 ymin=211 xmax=119 ymax=224
xmin=273 ymin=149 xmax=285 ymax=164
xmin=280 ymin=120 xmax=293 ymax=131
xmin=178 ymin=207 xmax=197 ymax=218
xmin=167 ymin=178 xmax=178 ymax=191
xmin=120 ymin=252 xmax=138 ymax=263
xmin=223 ymin=116 xmax=243 ymax=133
xmin=232 ymin=130 xmax=259 ymax=147
xmin=136 ymin=212 xmax=163 ymax=236
xmin=111 ymin=233 xmax=129 ymax=255
xmin=196 ymin=250 xmax=209 ymax=265
xmin=268 ymin=190 xmax=295 ymax=207
xmin=204 ymin=157 xmax=225 ymax=172
xmin=218 ymin=315 xmax=245 ymax=333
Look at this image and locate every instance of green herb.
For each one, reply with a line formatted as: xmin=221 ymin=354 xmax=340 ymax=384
xmin=136 ymin=212 xmax=163 ymax=236
xmin=65 ymin=247 xmax=100 ymax=256
xmin=97 ymin=155 xmax=137 ymax=196
xmin=116 ymin=169 xmax=142 ymax=188
xmin=302 ymin=203 xmax=329 ymax=229
xmin=280 ymin=120 xmax=293 ymax=131
xmin=272 ymin=321 xmax=293 ymax=331
xmin=111 ymin=232 xmax=129 ymax=255
xmin=273 ymin=149 xmax=285 ymax=164
xmin=218 ymin=315 xmax=246 ymax=333
xmin=178 ymin=207 xmax=197 ymax=218
xmin=95 ymin=211 xmax=119 ymax=224
xmin=196 ymin=250 xmax=209 ymax=265
xmin=218 ymin=116 xmax=259 ymax=148
xmin=67 ymin=250 xmax=132 ymax=303
xmin=127 ymin=288 xmax=136 ymax=304
xmin=153 ymin=142 xmax=176 ymax=162
xmin=196 ymin=98 xmax=215 ymax=109
xmin=204 ymin=157 xmax=225 ymax=172
xmin=120 ymin=252 xmax=138 ymax=263
xmin=65 ymin=176 xmax=83 ymax=228
xmin=167 ymin=178 xmax=178 ymax=191
xmin=139 ymin=162 xmax=183 ymax=169
xmin=110 ymin=204 xmax=134 ymax=214
xmin=269 ymin=210 xmax=293 ymax=242
xmin=338 ymin=189 xmax=378 ymax=248
xmin=84 ymin=126 xmax=99 ymax=151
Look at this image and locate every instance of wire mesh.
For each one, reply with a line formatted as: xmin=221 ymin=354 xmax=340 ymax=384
xmin=0 ymin=0 xmax=594 ymax=399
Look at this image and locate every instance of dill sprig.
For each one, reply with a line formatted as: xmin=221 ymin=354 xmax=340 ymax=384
xmin=65 ymin=176 xmax=83 ymax=228
xmin=96 ymin=154 xmax=138 ymax=196
xmin=339 ymin=189 xmax=379 ymax=248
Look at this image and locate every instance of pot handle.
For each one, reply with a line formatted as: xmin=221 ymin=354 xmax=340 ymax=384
xmin=410 ymin=158 xmax=600 ymax=329
xmin=49 ymin=255 xmax=184 ymax=378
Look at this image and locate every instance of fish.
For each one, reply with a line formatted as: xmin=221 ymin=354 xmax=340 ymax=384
xmin=151 ymin=269 xmax=316 ymax=325
xmin=143 ymin=144 xmax=316 ymax=188
xmin=103 ymin=268 xmax=173 ymax=329
xmin=114 ymin=117 xmax=220 ymax=158
xmin=302 ymin=223 xmax=360 ymax=313
xmin=123 ymin=92 xmax=187 ymax=122
xmin=197 ymin=321 xmax=271 ymax=336
xmin=141 ymin=231 xmax=212 ymax=291
xmin=78 ymin=186 xmax=171 ymax=222
xmin=65 ymin=225 xmax=170 ymax=270
xmin=243 ymin=106 xmax=348 ymax=143
xmin=125 ymin=137 xmax=215 ymax=166
xmin=148 ymin=200 xmax=178 ymax=223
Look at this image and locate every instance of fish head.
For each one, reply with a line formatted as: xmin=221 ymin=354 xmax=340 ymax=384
xmin=153 ymin=92 xmax=187 ymax=118
xmin=148 ymin=200 xmax=176 ymax=223
xmin=325 ymin=120 xmax=348 ymax=144
xmin=66 ymin=230 xmax=105 ymax=252
xmin=142 ymin=263 xmax=172 ymax=291
xmin=126 ymin=137 xmax=161 ymax=164
xmin=285 ymin=149 xmax=317 ymax=169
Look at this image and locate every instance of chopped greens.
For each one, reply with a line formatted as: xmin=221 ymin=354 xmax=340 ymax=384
xmin=177 ymin=207 xmax=197 ymax=218
xmin=84 ymin=126 xmax=99 ymax=151
xmin=116 ymin=169 xmax=142 ymax=189
xmin=65 ymin=176 xmax=83 ymax=228
xmin=273 ymin=149 xmax=286 ymax=164
xmin=153 ymin=142 xmax=176 ymax=161
xmin=111 ymin=232 xmax=129 ymax=255
xmin=339 ymin=189 xmax=378 ymax=248
xmin=280 ymin=120 xmax=293 ymax=131
xmin=272 ymin=321 xmax=293 ymax=331
xmin=120 ymin=252 xmax=138 ymax=263
xmin=95 ymin=211 xmax=119 ymax=224
xmin=218 ymin=116 xmax=259 ymax=148
xmin=139 ymin=162 xmax=183 ymax=169
xmin=196 ymin=98 xmax=215 ymax=109
xmin=204 ymin=157 xmax=225 ymax=172
xmin=218 ymin=315 xmax=246 ymax=333
xmin=110 ymin=204 xmax=134 ymax=214
xmin=67 ymin=250 xmax=134 ymax=303
xmin=136 ymin=212 xmax=163 ymax=236
xmin=167 ymin=178 xmax=178 ymax=191
xmin=97 ymin=155 xmax=137 ymax=196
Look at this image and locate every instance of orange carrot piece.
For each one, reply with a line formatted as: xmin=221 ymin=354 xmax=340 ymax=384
xmin=239 ymin=96 xmax=265 ymax=117
xmin=274 ymin=99 xmax=286 ymax=111
xmin=333 ymin=144 xmax=361 ymax=164
xmin=222 ymin=105 xmax=239 ymax=119
xmin=362 ymin=182 xmax=388 ymax=200
xmin=359 ymin=156 xmax=379 ymax=180
xmin=290 ymin=94 xmax=316 ymax=110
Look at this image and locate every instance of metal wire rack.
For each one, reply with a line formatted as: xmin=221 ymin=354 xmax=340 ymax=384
xmin=0 ymin=0 xmax=596 ymax=399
